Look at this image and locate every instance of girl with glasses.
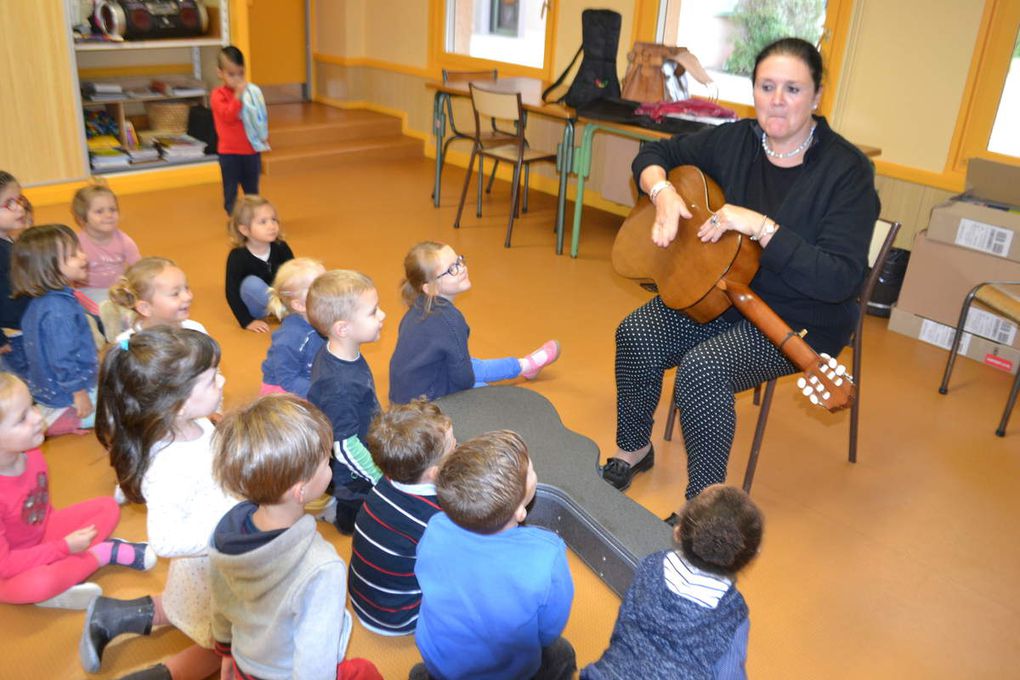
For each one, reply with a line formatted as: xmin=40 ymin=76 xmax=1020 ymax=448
xmin=389 ymin=241 xmax=560 ymax=404
xmin=0 ymin=171 xmax=31 ymax=379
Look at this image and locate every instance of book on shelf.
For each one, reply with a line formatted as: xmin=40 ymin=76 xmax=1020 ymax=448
xmin=153 ymin=134 xmax=208 ymax=160
xmin=89 ymin=147 xmax=131 ymax=170
xmin=83 ymin=82 xmax=123 ymax=95
xmin=151 ymin=80 xmax=207 ymax=97
xmin=126 ymin=88 xmax=160 ymax=99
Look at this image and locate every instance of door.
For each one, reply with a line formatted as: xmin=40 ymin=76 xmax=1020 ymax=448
xmin=247 ymin=0 xmax=309 ymax=99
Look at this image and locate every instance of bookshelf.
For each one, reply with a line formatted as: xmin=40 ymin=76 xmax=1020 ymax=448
xmin=68 ymin=1 xmax=230 ymax=175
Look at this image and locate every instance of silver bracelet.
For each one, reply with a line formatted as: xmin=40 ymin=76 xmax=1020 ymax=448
xmin=750 ymin=215 xmax=777 ymax=242
xmin=648 ymin=180 xmax=675 ymax=205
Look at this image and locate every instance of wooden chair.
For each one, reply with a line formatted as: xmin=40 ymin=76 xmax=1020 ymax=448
xmin=663 ymin=219 xmax=902 ymax=492
xmin=436 ymin=69 xmax=509 ymax=197
xmin=453 ymin=83 xmax=558 ymax=248
xmin=938 ymin=281 xmax=1020 ymax=437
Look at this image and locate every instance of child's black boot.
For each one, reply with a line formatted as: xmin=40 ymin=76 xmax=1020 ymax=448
xmin=79 ymin=595 xmax=155 ymax=673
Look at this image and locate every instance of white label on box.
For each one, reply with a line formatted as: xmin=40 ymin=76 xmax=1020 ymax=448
xmin=955 ymin=218 xmax=1015 ymax=257
xmin=964 ymin=307 xmax=1018 ymax=345
xmin=918 ymin=319 xmax=972 ymax=353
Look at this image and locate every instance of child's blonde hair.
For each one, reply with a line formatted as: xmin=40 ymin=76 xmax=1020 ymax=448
xmin=266 ymin=257 xmax=325 ymax=320
xmin=401 ymin=241 xmax=446 ymax=314
xmin=10 ymin=224 xmax=80 ymax=297
xmin=71 ymin=180 xmax=117 ymax=227
xmin=213 ymin=394 xmax=333 ymax=504
xmin=0 ymin=372 xmax=27 ymax=422
xmin=306 ymin=269 xmax=375 ymax=337
xmin=108 ymin=256 xmax=177 ymax=312
xmin=227 ymin=195 xmax=280 ymax=248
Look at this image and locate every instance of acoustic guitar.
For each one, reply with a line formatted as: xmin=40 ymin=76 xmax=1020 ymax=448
xmin=612 ymin=165 xmax=855 ymax=412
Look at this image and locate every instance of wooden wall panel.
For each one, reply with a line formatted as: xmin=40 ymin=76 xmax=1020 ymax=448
xmin=0 ymin=0 xmax=86 ymax=184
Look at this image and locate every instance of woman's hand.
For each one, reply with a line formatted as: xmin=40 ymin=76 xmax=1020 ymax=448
xmin=697 ymin=204 xmax=769 ymax=243
xmin=64 ymin=525 xmax=98 ymax=553
xmin=72 ymin=389 xmax=94 ymax=419
xmin=651 ymin=189 xmax=693 ymax=248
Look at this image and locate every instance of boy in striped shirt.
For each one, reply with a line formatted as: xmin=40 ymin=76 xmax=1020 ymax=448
xmin=348 ymin=399 xmax=453 ymax=635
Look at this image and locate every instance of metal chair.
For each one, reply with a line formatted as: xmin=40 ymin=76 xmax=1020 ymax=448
xmin=453 ymin=83 xmax=558 ymax=248
xmin=938 ymin=281 xmax=1020 ymax=437
xmin=663 ymin=219 xmax=902 ymax=492
xmin=436 ymin=69 xmax=509 ymax=197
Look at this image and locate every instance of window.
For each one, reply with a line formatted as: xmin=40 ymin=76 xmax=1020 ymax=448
xmin=442 ymin=0 xmax=551 ymax=70
xmin=655 ymin=0 xmax=848 ymax=112
xmin=987 ymin=26 xmax=1020 ymax=158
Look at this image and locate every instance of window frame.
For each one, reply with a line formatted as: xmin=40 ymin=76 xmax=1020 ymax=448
xmin=428 ymin=0 xmax=558 ymax=80
xmin=635 ymin=0 xmax=855 ymax=120
xmin=947 ymin=0 xmax=1020 ymax=177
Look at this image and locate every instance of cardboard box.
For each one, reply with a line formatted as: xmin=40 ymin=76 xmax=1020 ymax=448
xmin=927 ymin=158 xmax=1020 ymax=263
xmin=888 ymin=306 xmax=1019 ymax=375
xmin=896 ymin=231 xmax=1020 ymax=349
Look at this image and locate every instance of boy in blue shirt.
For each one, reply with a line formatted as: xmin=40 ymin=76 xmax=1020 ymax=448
xmin=306 ymin=270 xmax=386 ymax=534
xmin=412 ymin=430 xmax=576 ymax=680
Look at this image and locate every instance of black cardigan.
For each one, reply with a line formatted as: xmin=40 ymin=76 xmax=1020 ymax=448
xmin=224 ymin=240 xmax=295 ymax=327
xmin=631 ymin=116 xmax=881 ymax=355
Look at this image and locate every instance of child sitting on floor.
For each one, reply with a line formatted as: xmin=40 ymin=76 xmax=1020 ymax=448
xmin=260 ymin=257 xmax=326 ymax=397
xmin=209 ymin=394 xmax=381 ymax=680
xmin=225 ymin=195 xmax=294 ymax=333
xmin=389 ymin=241 xmax=559 ymax=404
xmin=70 ymin=182 xmax=141 ymax=307
xmin=349 ymin=399 xmax=452 ymax=635
xmin=582 ymin=485 xmax=764 ymax=679
xmin=412 ymin=430 xmax=576 ymax=680
xmin=306 ymin=270 xmax=385 ymax=535
xmin=0 ymin=372 xmax=154 ymax=610
xmin=109 ymin=256 xmax=208 ymax=342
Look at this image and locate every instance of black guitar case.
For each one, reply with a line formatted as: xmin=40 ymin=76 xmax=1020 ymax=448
xmin=542 ymin=9 xmax=622 ymax=109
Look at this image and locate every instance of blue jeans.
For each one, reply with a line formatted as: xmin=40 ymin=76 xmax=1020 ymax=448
xmin=240 ymin=275 xmax=269 ymax=320
xmin=471 ymin=357 xmax=521 ymax=387
xmin=219 ymin=152 xmax=261 ymax=215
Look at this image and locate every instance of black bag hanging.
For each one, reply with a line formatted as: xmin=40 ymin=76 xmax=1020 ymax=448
xmin=542 ymin=9 xmax=621 ymax=109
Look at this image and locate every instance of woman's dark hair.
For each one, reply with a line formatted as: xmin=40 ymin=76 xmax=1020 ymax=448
xmin=96 ymin=326 xmax=221 ymax=504
xmin=219 ymin=45 xmax=245 ymax=68
xmin=677 ymin=485 xmax=763 ymax=577
xmin=753 ymin=37 xmax=823 ymax=92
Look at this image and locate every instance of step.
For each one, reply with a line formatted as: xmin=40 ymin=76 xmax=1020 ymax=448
xmin=269 ymin=116 xmax=403 ymax=148
xmin=262 ymin=135 xmax=423 ymax=175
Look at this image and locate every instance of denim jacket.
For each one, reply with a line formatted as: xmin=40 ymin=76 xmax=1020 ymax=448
xmin=261 ymin=314 xmax=325 ymax=397
xmin=21 ymin=288 xmax=98 ymax=407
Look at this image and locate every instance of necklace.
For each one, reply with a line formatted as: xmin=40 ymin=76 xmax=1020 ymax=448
xmin=762 ymin=123 xmax=816 ymax=159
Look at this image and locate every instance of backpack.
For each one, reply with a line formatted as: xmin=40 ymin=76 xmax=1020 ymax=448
xmin=542 ymin=9 xmax=621 ymax=109
xmin=186 ymin=105 xmax=217 ymax=155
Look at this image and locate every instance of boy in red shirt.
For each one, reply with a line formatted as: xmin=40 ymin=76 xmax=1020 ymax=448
xmin=211 ymin=46 xmax=263 ymax=216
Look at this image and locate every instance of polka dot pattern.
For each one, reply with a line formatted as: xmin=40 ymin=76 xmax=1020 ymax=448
xmin=615 ymin=296 xmax=795 ymax=500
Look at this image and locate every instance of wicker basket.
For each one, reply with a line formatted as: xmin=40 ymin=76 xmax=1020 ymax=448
xmin=145 ymin=101 xmax=190 ymax=133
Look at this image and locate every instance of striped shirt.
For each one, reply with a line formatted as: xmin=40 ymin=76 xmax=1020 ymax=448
xmin=663 ymin=550 xmax=733 ymax=608
xmin=348 ymin=477 xmax=441 ymax=635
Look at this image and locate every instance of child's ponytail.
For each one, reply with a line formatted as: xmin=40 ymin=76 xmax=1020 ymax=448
xmin=108 ymin=256 xmax=176 ymax=313
xmin=401 ymin=241 xmax=445 ymax=314
xmin=96 ymin=327 xmax=221 ymax=503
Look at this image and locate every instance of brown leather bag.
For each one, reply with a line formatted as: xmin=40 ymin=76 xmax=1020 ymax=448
xmin=621 ymin=43 xmax=713 ymax=104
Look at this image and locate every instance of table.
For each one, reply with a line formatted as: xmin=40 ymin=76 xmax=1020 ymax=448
xmin=426 ymin=77 xmax=576 ymax=253
xmin=567 ymin=118 xmax=884 ymax=258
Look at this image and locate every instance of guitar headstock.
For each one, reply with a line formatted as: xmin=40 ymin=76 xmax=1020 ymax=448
xmin=796 ymin=353 xmax=856 ymax=412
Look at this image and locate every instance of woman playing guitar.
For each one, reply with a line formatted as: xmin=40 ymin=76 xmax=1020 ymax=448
xmin=603 ymin=38 xmax=880 ymax=506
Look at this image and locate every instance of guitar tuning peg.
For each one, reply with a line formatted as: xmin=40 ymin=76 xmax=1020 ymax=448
xmin=809 ymin=394 xmax=819 ymax=405
xmin=802 ymin=385 xmax=813 ymax=397
xmin=822 ymin=391 xmax=831 ymax=401
xmin=797 ymin=377 xmax=807 ymax=389
xmin=820 ymin=352 xmax=830 ymax=360
xmin=834 ymin=378 xmax=843 ymax=387
xmin=809 ymin=375 xmax=820 ymax=385
xmin=827 ymin=370 xmax=837 ymax=380
xmin=827 ymin=357 xmax=838 ymax=368
xmin=835 ymin=365 xmax=846 ymax=376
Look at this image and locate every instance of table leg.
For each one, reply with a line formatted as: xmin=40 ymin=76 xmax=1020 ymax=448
xmin=555 ymin=119 xmax=575 ymax=255
xmin=570 ymin=123 xmax=597 ymax=258
xmin=432 ymin=92 xmax=448 ymax=208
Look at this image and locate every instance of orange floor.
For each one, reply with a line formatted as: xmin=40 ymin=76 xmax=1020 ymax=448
xmin=5 ymin=155 xmax=1020 ymax=680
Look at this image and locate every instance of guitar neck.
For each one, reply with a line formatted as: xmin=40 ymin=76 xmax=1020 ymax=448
xmin=717 ymin=279 xmax=823 ymax=373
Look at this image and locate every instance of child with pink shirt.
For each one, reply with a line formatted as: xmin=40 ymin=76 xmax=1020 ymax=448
xmin=71 ymin=183 xmax=141 ymax=306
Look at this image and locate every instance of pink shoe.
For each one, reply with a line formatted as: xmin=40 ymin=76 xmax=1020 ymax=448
xmin=46 ymin=408 xmax=87 ymax=437
xmin=520 ymin=340 xmax=560 ymax=380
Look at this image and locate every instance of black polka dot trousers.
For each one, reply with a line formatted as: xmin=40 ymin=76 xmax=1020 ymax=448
xmin=615 ymin=296 xmax=795 ymax=500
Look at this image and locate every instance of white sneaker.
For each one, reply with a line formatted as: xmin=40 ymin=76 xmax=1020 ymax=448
xmin=113 ymin=484 xmax=127 ymax=505
xmin=314 ymin=496 xmax=337 ymax=524
xmin=35 ymin=582 xmax=102 ymax=610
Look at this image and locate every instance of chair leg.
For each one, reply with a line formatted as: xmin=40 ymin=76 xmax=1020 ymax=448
xmin=523 ymin=165 xmax=531 ymax=214
xmin=743 ymin=380 xmax=777 ymax=494
xmin=995 ymin=370 xmax=1020 ymax=437
xmin=453 ymin=147 xmax=477 ymax=229
xmin=486 ymin=161 xmax=499 ymax=194
xmin=505 ymin=159 xmax=523 ymax=248
xmin=664 ymin=370 xmax=679 ymax=441
xmin=752 ymin=383 xmax=762 ymax=406
xmin=849 ymin=341 xmax=862 ymax=464
xmin=476 ymin=156 xmax=484 ymax=218
xmin=938 ymin=291 xmax=980 ymax=396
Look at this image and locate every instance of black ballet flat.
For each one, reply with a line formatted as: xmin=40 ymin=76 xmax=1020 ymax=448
xmin=600 ymin=445 xmax=655 ymax=492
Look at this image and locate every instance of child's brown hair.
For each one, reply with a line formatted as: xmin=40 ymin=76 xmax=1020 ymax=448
xmin=10 ymin=224 xmax=80 ymax=297
xmin=436 ymin=430 xmax=529 ymax=534
xmin=675 ymin=485 xmax=763 ymax=577
xmin=400 ymin=241 xmax=446 ymax=314
xmin=366 ymin=399 xmax=452 ymax=484
xmin=213 ymin=394 xmax=333 ymax=504
xmin=71 ymin=181 xmax=117 ymax=227
xmin=227 ymin=195 xmax=280 ymax=248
